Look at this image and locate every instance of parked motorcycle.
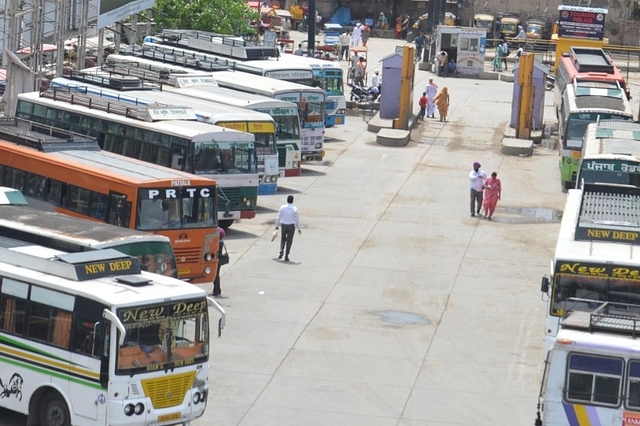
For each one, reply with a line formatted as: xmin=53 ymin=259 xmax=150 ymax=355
xmin=349 ymin=83 xmax=381 ymax=103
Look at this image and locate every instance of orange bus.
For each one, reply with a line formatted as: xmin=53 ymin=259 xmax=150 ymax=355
xmin=0 ymin=117 xmax=221 ymax=286
xmin=554 ymin=47 xmax=630 ymax=119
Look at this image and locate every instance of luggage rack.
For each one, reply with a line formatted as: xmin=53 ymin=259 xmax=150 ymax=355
xmin=575 ymin=182 xmax=640 ymax=244
xmin=569 ymin=47 xmax=615 ymax=74
xmin=0 ymin=116 xmax=98 ymax=152
xmin=561 ymin=301 xmax=640 ymax=337
xmin=159 ymin=29 xmax=278 ymax=60
xmin=124 ymin=43 xmax=237 ymax=73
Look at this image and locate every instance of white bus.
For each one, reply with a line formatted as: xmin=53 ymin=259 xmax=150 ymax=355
xmin=536 ymin=306 xmax=640 ymax=425
xmin=0 ymin=187 xmax=179 ymax=278
xmin=540 ymin=183 xmax=640 ymax=349
xmin=123 ymin=47 xmax=327 ymax=161
xmin=576 ymin=120 xmax=640 ymax=188
xmin=16 ymin=91 xmax=259 ymax=228
xmin=0 ymin=244 xmax=225 ymax=426
xmin=50 ymin=77 xmax=280 ymax=196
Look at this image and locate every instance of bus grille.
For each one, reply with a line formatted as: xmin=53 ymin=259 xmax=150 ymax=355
xmin=173 ymin=247 xmax=201 ymax=264
xmin=141 ymin=371 xmax=196 ymax=409
xmin=277 ymin=146 xmax=287 ymax=168
xmin=217 ymin=187 xmax=243 ymax=210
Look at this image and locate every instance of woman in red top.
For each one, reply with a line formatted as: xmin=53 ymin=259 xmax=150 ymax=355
xmin=482 ymin=172 xmax=502 ymax=220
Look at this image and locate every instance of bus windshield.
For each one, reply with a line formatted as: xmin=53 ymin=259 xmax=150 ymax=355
xmin=254 ymin=133 xmax=278 ymax=155
xmin=117 ymin=298 xmax=209 ymax=374
xmin=274 ymin=114 xmax=301 ymax=140
xmin=565 ymin=113 xmax=629 ymax=147
xmin=113 ymin=241 xmax=178 ymax=277
xmin=312 ymin=69 xmax=344 ymax=96
xmin=137 ymin=187 xmax=216 ymax=230
xmin=193 ymin=141 xmax=257 ymax=174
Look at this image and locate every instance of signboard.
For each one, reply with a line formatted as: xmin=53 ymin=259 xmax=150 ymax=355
xmin=576 ymin=227 xmax=640 ymax=244
xmin=98 ymin=0 xmax=156 ymax=29
xmin=557 ymin=5 xmax=607 ymax=41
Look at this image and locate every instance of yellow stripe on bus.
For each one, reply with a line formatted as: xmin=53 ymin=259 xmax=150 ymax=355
xmin=0 ymin=343 xmax=99 ymax=380
xmin=573 ymin=404 xmax=592 ymax=426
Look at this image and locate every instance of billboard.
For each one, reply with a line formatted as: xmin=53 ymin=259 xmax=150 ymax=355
xmin=557 ymin=5 xmax=607 ymax=41
xmin=97 ymin=0 xmax=155 ymax=29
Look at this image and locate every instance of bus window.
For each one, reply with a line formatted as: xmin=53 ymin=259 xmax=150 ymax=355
xmin=107 ymin=194 xmax=129 ymax=227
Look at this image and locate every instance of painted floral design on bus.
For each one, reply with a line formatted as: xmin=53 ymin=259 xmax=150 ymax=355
xmin=0 ymin=373 xmax=23 ymax=401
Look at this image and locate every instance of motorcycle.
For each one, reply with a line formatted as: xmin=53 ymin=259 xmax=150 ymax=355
xmin=545 ymin=73 xmax=555 ymax=91
xmin=349 ymin=83 xmax=381 ymax=103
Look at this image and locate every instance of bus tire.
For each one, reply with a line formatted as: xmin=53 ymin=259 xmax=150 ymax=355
xmin=39 ymin=392 xmax=70 ymax=426
xmin=219 ymin=219 xmax=234 ymax=229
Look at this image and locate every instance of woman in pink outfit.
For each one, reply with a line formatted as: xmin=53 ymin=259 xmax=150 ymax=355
xmin=482 ymin=172 xmax=502 ymax=220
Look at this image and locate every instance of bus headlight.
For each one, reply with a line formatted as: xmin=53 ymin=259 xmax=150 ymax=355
xmin=204 ymin=253 xmax=213 ymax=261
xmin=338 ymin=108 xmax=346 ymax=114
xmin=204 ymin=266 xmax=212 ymax=275
xmin=134 ymin=403 xmax=145 ymax=415
xmin=124 ymin=404 xmax=135 ymax=416
xmin=245 ymin=199 xmax=252 ymax=206
xmin=315 ymin=143 xmax=322 ymax=149
xmin=193 ymin=392 xmax=202 ymax=404
xmin=292 ymin=161 xmax=299 ymax=169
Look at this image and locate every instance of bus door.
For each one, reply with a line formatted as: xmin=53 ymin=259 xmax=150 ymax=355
xmin=106 ymin=193 xmax=130 ymax=228
xmin=171 ymin=145 xmax=186 ymax=170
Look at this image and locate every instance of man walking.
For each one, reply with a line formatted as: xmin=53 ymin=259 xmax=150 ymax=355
xmin=353 ymin=57 xmax=366 ymax=87
xmin=469 ymin=162 xmax=488 ymax=217
xmin=275 ymin=195 xmax=302 ymax=261
xmin=425 ymin=78 xmax=438 ymax=118
xmin=339 ymin=31 xmax=351 ymax=61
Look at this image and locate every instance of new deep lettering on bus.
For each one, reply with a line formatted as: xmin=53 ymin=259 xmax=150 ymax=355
xmin=558 ymin=261 xmax=608 ymax=276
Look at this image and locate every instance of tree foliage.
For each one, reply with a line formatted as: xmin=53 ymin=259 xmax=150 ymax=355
xmin=154 ymin=0 xmax=258 ymax=35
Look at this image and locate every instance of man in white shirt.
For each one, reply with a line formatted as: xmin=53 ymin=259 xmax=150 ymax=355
xmin=339 ymin=31 xmax=351 ymax=61
xmin=275 ymin=195 xmax=302 ymax=261
xmin=425 ymin=78 xmax=438 ymax=118
xmin=469 ymin=162 xmax=488 ymax=217
xmin=352 ymin=23 xmax=363 ymax=46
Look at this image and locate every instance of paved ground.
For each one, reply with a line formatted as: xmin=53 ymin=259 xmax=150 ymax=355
xmin=3 ymin=33 xmax=639 ymax=426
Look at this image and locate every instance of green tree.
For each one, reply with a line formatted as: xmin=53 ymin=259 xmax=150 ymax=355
xmin=154 ymin=0 xmax=258 ymax=35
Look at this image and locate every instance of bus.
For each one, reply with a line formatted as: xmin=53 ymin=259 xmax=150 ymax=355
xmin=50 ymin=76 xmax=280 ymax=195
xmin=0 ymin=242 xmax=225 ymax=426
xmin=554 ymin=47 xmax=630 ymax=119
xmin=0 ymin=117 xmax=221 ymax=285
xmin=121 ymin=46 xmax=327 ymax=161
xmin=99 ymin=55 xmax=302 ymax=177
xmin=540 ymin=183 xmax=640 ymax=350
xmin=147 ymin=31 xmax=346 ymax=127
xmin=536 ymin=306 xmax=640 ymax=425
xmin=0 ymin=187 xmax=179 ymax=278
xmin=15 ymin=90 xmax=259 ymax=227
xmin=558 ymin=80 xmax=633 ymax=190
xmin=576 ymin=120 xmax=640 ymax=188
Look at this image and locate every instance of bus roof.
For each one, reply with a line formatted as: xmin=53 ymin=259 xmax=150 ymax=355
xmin=554 ymin=189 xmax=640 ymax=264
xmin=0 ymin=245 xmax=205 ymax=308
xmin=565 ymin=83 xmax=632 ymax=115
xmin=583 ymin=121 xmax=640 ymax=157
xmin=17 ymin=91 xmax=256 ymax=143
xmin=50 ymin=78 xmax=275 ymax=125
xmin=204 ymin=71 xmax=325 ymax=98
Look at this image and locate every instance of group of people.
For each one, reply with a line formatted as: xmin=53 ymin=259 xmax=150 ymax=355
xmin=469 ymin=162 xmax=502 ymax=220
xmin=492 ymin=38 xmax=524 ymax=72
xmin=418 ymin=78 xmax=449 ymax=122
xmin=395 ymin=15 xmax=411 ymax=40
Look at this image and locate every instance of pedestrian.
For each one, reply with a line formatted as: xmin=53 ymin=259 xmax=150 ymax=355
xmin=433 ymin=86 xmax=450 ymax=122
xmin=436 ymin=50 xmax=448 ymax=76
xmin=418 ymin=91 xmax=428 ymax=120
xmin=482 ymin=171 xmax=502 ymax=220
xmin=492 ymin=43 xmax=503 ymax=71
xmin=362 ymin=24 xmax=371 ymax=47
xmin=275 ymin=195 xmax=302 ymax=262
xmin=377 ymin=12 xmax=388 ymax=29
xmin=352 ymin=23 xmax=363 ymax=46
xmin=501 ymin=39 xmax=510 ymax=71
xmin=395 ymin=16 xmax=403 ymax=39
xmin=425 ymin=78 xmax=438 ymax=118
xmin=212 ymin=227 xmax=228 ymax=296
xmin=515 ymin=25 xmax=526 ymax=40
xmin=281 ymin=17 xmax=291 ymax=39
xmin=401 ymin=15 xmax=410 ymax=39
xmin=339 ymin=31 xmax=351 ymax=61
xmin=414 ymin=32 xmax=424 ymax=61
xmin=515 ymin=45 xmax=524 ymax=63
xmin=353 ymin=57 xmax=366 ymax=87
xmin=294 ymin=43 xmax=304 ymax=56
xmin=469 ymin=162 xmax=488 ymax=217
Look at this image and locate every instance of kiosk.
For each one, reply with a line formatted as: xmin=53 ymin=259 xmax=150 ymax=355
xmin=435 ymin=26 xmax=486 ymax=77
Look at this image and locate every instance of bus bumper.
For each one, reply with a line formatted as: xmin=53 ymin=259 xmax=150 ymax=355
xmin=302 ymin=150 xmax=325 ymax=162
xmin=259 ymin=182 xmax=278 ymax=195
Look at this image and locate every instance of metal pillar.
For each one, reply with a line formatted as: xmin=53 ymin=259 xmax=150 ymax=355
xmin=516 ymin=52 xmax=534 ymax=140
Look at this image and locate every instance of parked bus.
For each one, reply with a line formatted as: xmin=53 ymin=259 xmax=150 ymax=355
xmin=144 ymin=33 xmax=346 ymax=127
xmin=540 ymin=183 xmax=640 ymax=349
xmin=0 ymin=187 xmax=178 ymax=278
xmin=98 ymin=56 xmax=302 ymax=177
xmin=558 ymin=80 xmax=633 ymax=190
xmin=535 ymin=306 xmax=640 ymax=425
xmin=118 ymin=47 xmax=327 ymax=161
xmin=576 ymin=120 xmax=640 ymax=188
xmin=50 ymin=77 xmax=280 ymax=195
xmin=0 ymin=117 xmax=221 ymax=285
xmin=15 ymin=91 xmax=258 ymax=227
xmin=554 ymin=47 xmax=630 ymax=119
xmin=0 ymin=241 xmax=225 ymax=426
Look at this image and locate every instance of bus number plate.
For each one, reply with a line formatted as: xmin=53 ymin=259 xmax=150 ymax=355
xmin=178 ymin=268 xmax=191 ymax=276
xmin=158 ymin=412 xmax=181 ymax=422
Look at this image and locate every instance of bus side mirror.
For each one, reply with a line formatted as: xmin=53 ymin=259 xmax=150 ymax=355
xmin=541 ymin=276 xmax=549 ymax=293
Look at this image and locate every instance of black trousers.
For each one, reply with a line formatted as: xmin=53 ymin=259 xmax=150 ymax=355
xmin=470 ymin=189 xmax=483 ymax=215
xmin=280 ymin=224 xmax=296 ymax=256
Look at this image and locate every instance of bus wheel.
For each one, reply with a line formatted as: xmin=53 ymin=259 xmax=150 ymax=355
xmin=39 ymin=392 xmax=70 ymax=426
xmin=219 ymin=220 xmax=234 ymax=229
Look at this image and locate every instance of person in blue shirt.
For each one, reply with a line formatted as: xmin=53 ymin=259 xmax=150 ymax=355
xmin=447 ymin=59 xmax=458 ymax=77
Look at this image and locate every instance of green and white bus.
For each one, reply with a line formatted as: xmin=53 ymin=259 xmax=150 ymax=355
xmin=558 ymin=80 xmax=633 ymax=190
xmin=0 ymin=244 xmax=225 ymax=426
xmin=576 ymin=120 xmax=640 ymax=188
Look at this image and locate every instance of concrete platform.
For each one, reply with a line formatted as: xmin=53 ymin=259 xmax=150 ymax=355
xmin=501 ymin=138 xmax=535 ymax=156
xmin=376 ymin=128 xmax=411 ymax=146
xmin=502 ymin=123 xmax=544 ymax=144
xmin=367 ymin=114 xmax=394 ymax=133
